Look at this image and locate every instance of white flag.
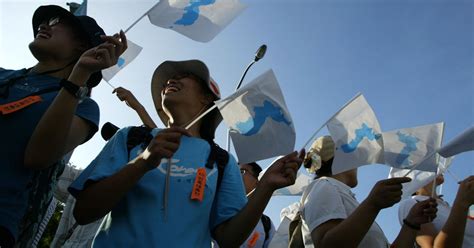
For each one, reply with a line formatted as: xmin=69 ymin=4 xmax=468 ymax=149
xmin=327 ymin=94 xmax=384 ymax=174
xmin=215 ymin=70 xmax=295 ymax=164
xmin=73 ymin=0 xmax=87 ymax=16
xmin=101 ymin=39 xmax=142 ymax=82
xmin=147 ymin=0 xmax=246 ymax=42
xmin=389 ymin=156 xmax=453 ymax=198
xmin=438 ymin=125 xmax=474 ymax=158
xmin=383 ymin=122 xmax=444 ymax=172
xmin=273 ymin=172 xmax=312 ymax=196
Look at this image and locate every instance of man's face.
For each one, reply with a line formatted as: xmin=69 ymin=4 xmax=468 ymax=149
xmin=29 ymin=16 xmax=87 ymax=62
xmin=240 ymin=163 xmax=258 ymax=194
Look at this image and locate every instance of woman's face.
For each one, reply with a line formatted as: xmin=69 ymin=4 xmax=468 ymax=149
xmin=161 ymin=73 xmax=212 ymax=119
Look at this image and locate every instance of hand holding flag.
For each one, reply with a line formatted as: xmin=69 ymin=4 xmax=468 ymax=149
xmin=259 ymin=150 xmax=305 ymax=192
xmin=365 ymin=177 xmax=411 ymax=210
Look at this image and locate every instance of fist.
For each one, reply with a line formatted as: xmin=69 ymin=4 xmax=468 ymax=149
xmin=113 ymin=87 xmax=140 ymax=110
xmin=76 ymin=31 xmax=128 ymax=75
xmin=405 ymin=198 xmax=438 ymax=226
xmin=140 ymin=127 xmax=190 ymax=170
xmin=366 ymin=177 xmax=411 ymax=210
xmin=456 ymin=175 xmax=474 ymax=207
xmin=259 ymin=149 xmax=305 ymax=191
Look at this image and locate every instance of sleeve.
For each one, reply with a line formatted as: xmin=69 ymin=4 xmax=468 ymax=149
xmin=75 ymin=97 xmax=100 ymax=142
xmin=398 ymin=198 xmax=418 ymax=226
xmin=209 ymin=154 xmax=248 ymax=230
xmin=302 ymin=179 xmax=348 ymax=232
xmin=68 ymin=127 xmax=131 ymax=198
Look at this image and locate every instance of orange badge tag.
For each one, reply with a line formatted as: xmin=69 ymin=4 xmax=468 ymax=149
xmin=0 ymin=95 xmax=42 ymax=115
xmin=191 ymin=168 xmax=207 ymax=202
xmin=247 ymin=231 xmax=260 ymax=248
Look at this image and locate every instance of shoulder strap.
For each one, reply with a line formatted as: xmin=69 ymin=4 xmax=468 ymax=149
xmin=261 ymin=214 xmax=272 ymax=242
xmin=126 ymin=126 xmax=153 ymax=159
xmin=204 ymin=141 xmax=229 ymax=191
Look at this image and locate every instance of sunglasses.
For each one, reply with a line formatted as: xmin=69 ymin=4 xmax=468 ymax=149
xmin=40 ymin=16 xmax=61 ymax=28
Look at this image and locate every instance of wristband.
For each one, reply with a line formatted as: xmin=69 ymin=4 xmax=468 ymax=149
xmin=403 ymin=218 xmax=420 ymax=230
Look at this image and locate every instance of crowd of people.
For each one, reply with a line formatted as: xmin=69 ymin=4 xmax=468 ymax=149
xmin=1 ymin=4 xmax=473 ymax=248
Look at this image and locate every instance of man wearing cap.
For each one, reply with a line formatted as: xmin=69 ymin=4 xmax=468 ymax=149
xmin=69 ymin=60 xmax=304 ymax=247
xmin=0 ymin=5 xmax=126 ymax=247
xmin=299 ymin=136 xmax=438 ymax=248
xmin=239 ymin=162 xmax=276 ymax=248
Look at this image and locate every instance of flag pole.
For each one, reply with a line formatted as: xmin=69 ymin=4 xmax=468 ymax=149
xmin=301 ymin=92 xmax=362 ymax=149
xmin=124 ymin=1 xmax=161 ymax=33
xmin=446 ymin=168 xmax=461 ymax=183
xmin=185 ymin=105 xmax=218 ymax=130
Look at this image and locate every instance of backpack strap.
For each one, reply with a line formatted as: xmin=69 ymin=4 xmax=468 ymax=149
xmin=126 ymin=126 xmax=153 ymax=159
xmin=204 ymin=141 xmax=229 ymax=190
xmin=261 ymin=214 xmax=272 ymax=242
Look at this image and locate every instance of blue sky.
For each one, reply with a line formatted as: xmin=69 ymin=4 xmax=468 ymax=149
xmin=1 ymin=0 xmax=472 ymax=242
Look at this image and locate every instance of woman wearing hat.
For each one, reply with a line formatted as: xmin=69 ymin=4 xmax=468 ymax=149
xmin=299 ymin=136 xmax=438 ymax=248
xmin=70 ymin=60 xmax=304 ymax=247
xmin=0 ymin=5 xmax=126 ymax=247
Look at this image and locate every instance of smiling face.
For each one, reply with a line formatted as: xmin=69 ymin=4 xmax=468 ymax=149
xmin=161 ymin=73 xmax=214 ymax=125
xmin=29 ymin=16 xmax=88 ymax=62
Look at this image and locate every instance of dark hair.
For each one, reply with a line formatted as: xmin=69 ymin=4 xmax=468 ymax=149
xmin=247 ymin=162 xmax=263 ymax=178
xmin=303 ymin=157 xmax=334 ymax=179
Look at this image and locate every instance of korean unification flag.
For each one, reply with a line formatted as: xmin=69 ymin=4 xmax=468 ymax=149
xmin=101 ymin=39 xmax=143 ymax=82
xmin=327 ymin=94 xmax=384 ymax=174
xmin=215 ymin=70 xmax=295 ymax=164
xmin=438 ymin=125 xmax=474 ymax=158
xmin=147 ymin=0 xmax=246 ymax=42
xmin=389 ymin=156 xmax=453 ymax=199
xmin=383 ymin=122 xmax=444 ymax=172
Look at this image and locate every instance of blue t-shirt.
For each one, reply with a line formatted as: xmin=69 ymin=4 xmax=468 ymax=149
xmin=0 ymin=68 xmax=100 ymax=239
xmin=69 ymin=127 xmax=247 ymax=248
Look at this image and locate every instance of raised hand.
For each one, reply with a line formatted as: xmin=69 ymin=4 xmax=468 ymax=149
xmin=259 ymin=149 xmax=305 ymax=191
xmin=113 ymin=87 xmax=141 ymax=110
xmin=75 ymin=31 xmax=127 ymax=77
xmin=455 ymin=175 xmax=474 ymax=207
xmin=405 ymin=198 xmax=438 ymax=227
xmin=366 ymin=177 xmax=411 ymax=210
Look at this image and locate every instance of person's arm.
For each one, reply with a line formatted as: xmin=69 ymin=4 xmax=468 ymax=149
xmin=311 ymin=177 xmax=411 ymax=247
xmin=74 ymin=156 xmax=150 ymax=224
xmin=415 ymin=223 xmax=438 ymax=248
xmin=113 ymin=87 xmax=157 ymax=128
xmin=73 ymin=127 xmax=190 ymax=224
xmin=433 ymin=176 xmax=474 ymax=248
xmin=212 ymin=151 xmax=304 ymax=247
xmin=24 ymin=32 xmax=127 ymax=169
xmin=391 ymin=198 xmax=438 ymax=248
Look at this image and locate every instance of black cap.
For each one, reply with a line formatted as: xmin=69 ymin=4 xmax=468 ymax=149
xmin=101 ymin=122 xmax=120 ymax=141
xmin=32 ymin=5 xmax=105 ymax=88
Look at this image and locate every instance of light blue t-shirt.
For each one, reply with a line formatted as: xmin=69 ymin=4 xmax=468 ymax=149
xmin=69 ymin=127 xmax=247 ymax=248
xmin=0 ymin=68 xmax=100 ymax=239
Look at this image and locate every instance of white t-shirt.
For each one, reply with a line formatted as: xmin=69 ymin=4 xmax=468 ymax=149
xmin=301 ymin=177 xmax=389 ymax=248
xmin=212 ymin=216 xmax=275 ymax=248
xmin=399 ymin=195 xmax=474 ymax=248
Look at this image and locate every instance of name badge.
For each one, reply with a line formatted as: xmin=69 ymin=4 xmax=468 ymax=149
xmin=191 ymin=168 xmax=207 ymax=202
xmin=0 ymin=95 xmax=42 ymax=115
